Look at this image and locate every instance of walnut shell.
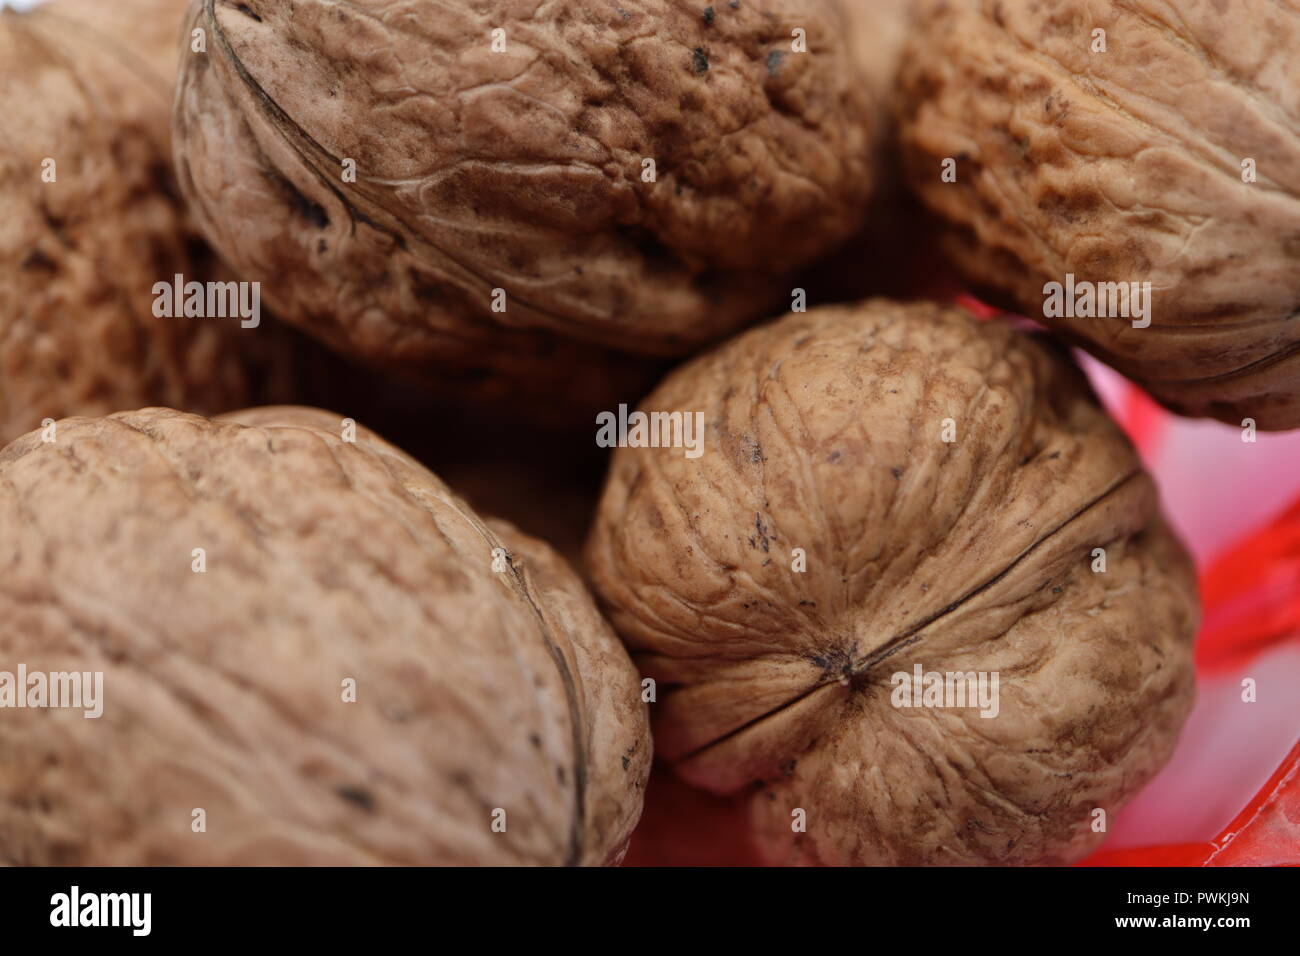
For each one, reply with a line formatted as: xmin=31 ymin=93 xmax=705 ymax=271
xmin=0 ymin=406 xmax=649 ymax=865
xmin=897 ymin=0 xmax=1300 ymax=428
xmin=843 ymin=0 xmax=913 ymax=131
xmin=585 ymin=299 xmax=1197 ymax=866
xmin=0 ymin=0 xmax=263 ymax=446
xmin=171 ymin=0 xmax=876 ymax=376
xmin=39 ymin=0 xmax=191 ymax=75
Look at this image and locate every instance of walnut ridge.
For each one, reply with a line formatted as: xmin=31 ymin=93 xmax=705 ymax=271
xmin=0 ymin=406 xmax=649 ymax=865
xmin=585 ymin=299 xmax=1198 ymax=866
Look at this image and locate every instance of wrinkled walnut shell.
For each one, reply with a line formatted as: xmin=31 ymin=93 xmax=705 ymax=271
xmin=897 ymin=0 xmax=1300 ymax=428
xmin=586 ymin=299 xmax=1197 ymax=866
xmin=0 ymin=406 xmax=649 ymax=865
xmin=172 ymin=0 xmax=876 ymax=378
xmin=0 ymin=0 xmax=265 ymax=447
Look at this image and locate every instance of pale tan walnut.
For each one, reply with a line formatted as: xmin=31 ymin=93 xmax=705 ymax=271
xmin=842 ymin=0 xmax=913 ymax=132
xmin=585 ymin=299 xmax=1197 ymax=866
xmin=40 ymin=0 xmax=193 ymax=75
xmin=0 ymin=406 xmax=649 ymax=865
xmin=897 ymin=0 xmax=1300 ymax=428
xmin=171 ymin=0 xmax=877 ymax=377
xmin=0 ymin=0 xmax=266 ymax=447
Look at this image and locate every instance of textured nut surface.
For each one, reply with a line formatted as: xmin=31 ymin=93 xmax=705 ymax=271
xmin=585 ymin=299 xmax=1197 ymax=866
xmin=898 ymin=0 xmax=1300 ymax=427
xmin=172 ymin=0 xmax=875 ymax=371
xmin=0 ymin=406 xmax=650 ymax=865
xmin=0 ymin=0 xmax=258 ymax=446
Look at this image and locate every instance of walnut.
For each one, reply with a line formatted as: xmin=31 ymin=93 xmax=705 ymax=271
xmin=584 ymin=299 xmax=1197 ymax=866
xmin=170 ymin=0 xmax=876 ymax=384
xmin=897 ymin=0 xmax=1300 ymax=428
xmin=0 ymin=0 xmax=268 ymax=446
xmin=0 ymin=406 xmax=649 ymax=865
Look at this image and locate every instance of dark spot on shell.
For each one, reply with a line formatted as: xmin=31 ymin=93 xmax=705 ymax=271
xmin=272 ymin=173 xmax=330 ymax=229
xmin=692 ymin=47 xmax=709 ymax=74
xmin=765 ymin=50 xmax=785 ymax=75
xmin=703 ymin=5 xmax=715 ymax=24
xmin=1036 ymin=188 xmax=1101 ymax=225
xmin=48 ymin=842 xmax=82 ymax=865
xmin=21 ymin=248 xmax=57 ymax=272
xmin=810 ymin=647 xmax=854 ymax=680
xmin=39 ymin=206 xmax=71 ymax=247
xmin=336 ymin=785 xmax=376 ymax=813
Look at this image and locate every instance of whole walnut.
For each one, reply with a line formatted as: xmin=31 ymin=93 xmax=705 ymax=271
xmin=0 ymin=406 xmax=649 ymax=865
xmin=171 ymin=0 xmax=876 ymax=380
xmin=585 ymin=299 xmax=1198 ymax=866
xmin=0 ymin=0 xmax=266 ymax=446
xmin=897 ymin=0 xmax=1300 ymax=428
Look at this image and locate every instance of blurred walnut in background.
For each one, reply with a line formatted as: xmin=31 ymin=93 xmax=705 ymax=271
xmin=0 ymin=0 xmax=287 ymax=446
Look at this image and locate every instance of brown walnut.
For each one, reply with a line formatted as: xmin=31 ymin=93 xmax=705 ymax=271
xmin=0 ymin=0 xmax=267 ymax=447
xmin=0 ymin=406 xmax=649 ymax=865
xmin=171 ymin=0 xmax=877 ymax=380
xmin=897 ymin=0 xmax=1300 ymax=428
xmin=585 ymin=299 xmax=1198 ymax=866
